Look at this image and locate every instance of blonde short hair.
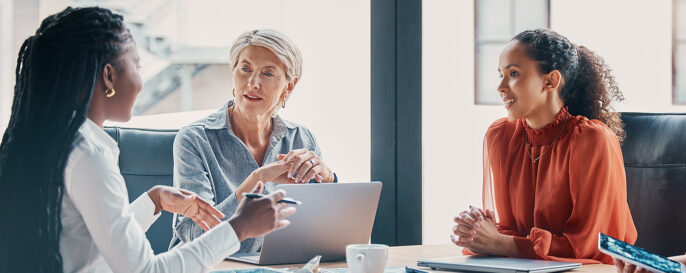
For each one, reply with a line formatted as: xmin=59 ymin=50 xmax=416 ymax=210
xmin=229 ymin=29 xmax=303 ymax=80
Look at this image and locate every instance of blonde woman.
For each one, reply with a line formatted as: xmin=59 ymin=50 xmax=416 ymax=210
xmin=170 ymin=29 xmax=336 ymax=253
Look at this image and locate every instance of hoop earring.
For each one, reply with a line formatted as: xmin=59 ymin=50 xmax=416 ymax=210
xmin=232 ymin=88 xmax=236 ymax=98
xmin=282 ymin=99 xmax=286 ymax=108
xmin=105 ymin=88 xmax=116 ymax=98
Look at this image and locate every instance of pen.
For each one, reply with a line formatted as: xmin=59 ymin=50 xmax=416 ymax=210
xmin=242 ymin=193 xmax=302 ymax=205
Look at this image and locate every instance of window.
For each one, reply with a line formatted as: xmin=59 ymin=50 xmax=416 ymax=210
xmin=474 ymin=0 xmax=549 ymax=104
xmin=29 ymin=0 xmax=371 ymax=182
xmin=674 ymin=0 xmax=686 ymax=104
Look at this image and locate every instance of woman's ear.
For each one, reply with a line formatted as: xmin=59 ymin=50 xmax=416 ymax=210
xmin=101 ymin=63 xmax=117 ymax=90
xmin=283 ymin=77 xmax=299 ymax=99
xmin=287 ymin=77 xmax=299 ymax=92
xmin=543 ymin=70 xmax=562 ymax=92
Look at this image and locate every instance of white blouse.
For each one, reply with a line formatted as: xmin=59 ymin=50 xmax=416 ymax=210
xmin=59 ymin=119 xmax=239 ymax=273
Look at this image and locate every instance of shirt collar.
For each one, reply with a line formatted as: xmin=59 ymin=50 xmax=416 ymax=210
xmin=203 ymin=102 xmax=231 ymax=130
xmin=80 ymin=118 xmax=118 ymax=151
xmin=204 ymin=100 xmax=296 ymax=132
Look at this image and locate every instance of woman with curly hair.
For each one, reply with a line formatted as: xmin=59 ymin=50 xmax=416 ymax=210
xmin=450 ymin=29 xmax=637 ymax=264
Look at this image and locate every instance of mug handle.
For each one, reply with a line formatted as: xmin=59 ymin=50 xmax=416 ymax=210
xmin=356 ymin=254 xmax=366 ymax=273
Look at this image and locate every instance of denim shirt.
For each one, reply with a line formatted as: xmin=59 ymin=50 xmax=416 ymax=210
xmin=169 ymin=100 xmax=325 ymax=253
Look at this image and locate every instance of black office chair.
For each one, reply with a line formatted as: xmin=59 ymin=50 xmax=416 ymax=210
xmin=104 ymin=127 xmax=177 ymax=254
xmin=621 ymin=113 xmax=686 ymax=256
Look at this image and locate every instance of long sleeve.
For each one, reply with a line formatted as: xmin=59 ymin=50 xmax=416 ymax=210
xmin=512 ymin=121 xmax=637 ymax=264
xmin=172 ymin=130 xmax=240 ymax=244
xmin=463 ymin=119 xmax=510 ymax=256
xmin=65 ymin=147 xmax=240 ymax=273
xmin=130 ymin=192 xmax=160 ymax=232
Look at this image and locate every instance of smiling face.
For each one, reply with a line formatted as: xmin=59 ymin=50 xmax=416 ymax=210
xmin=497 ymin=41 xmax=551 ymax=121
xmin=232 ymin=45 xmax=292 ymax=118
xmin=105 ymin=43 xmax=143 ymax=122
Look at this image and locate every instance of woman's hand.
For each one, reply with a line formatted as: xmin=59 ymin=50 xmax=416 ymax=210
xmin=451 ymin=207 xmax=518 ymax=257
xmin=236 ymin=155 xmax=297 ymax=202
xmin=228 ymin=182 xmax=297 ymax=242
xmin=451 ymin=206 xmax=485 ymax=247
xmin=464 ymin=209 xmax=517 ymax=257
xmin=281 ymin=148 xmax=335 ymax=183
xmin=147 ymin=186 xmax=225 ymax=231
xmin=253 ymin=155 xmax=297 ymax=185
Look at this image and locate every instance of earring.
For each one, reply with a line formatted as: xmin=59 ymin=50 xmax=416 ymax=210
xmin=105 ymin=88 xmax=116 ymax=98
xmin=232 ymin=88 xmax=236 ymax=97
xmin=282 ymin=98 xmax=286 ymax=108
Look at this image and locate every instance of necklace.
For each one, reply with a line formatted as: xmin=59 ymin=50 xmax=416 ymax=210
xmin=525 ymin=115 xmax=570 ymax=164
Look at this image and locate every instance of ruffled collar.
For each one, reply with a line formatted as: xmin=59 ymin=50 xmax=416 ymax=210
xmin=522 ymin=106 xmax=572 ymax=146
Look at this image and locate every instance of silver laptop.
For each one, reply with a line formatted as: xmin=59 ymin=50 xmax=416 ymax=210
xmin=228 ymin=182 xmax=382 ymax=265
xmin=417 ymin=256 xmax=581 ymax=273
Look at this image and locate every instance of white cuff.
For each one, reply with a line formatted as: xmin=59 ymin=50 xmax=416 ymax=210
xmin=130 ymin=192 xmax=162 ymax=232
xmin=189 ymin=221 xmax=241 ymax=267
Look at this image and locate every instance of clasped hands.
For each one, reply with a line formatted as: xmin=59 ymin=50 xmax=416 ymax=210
xmin=255 ymin=148 xmax=335 ymax=184
xmin=451 ymin=206 xmax=518 ymax=257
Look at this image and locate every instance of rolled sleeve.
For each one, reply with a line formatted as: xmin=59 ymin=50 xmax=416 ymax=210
xmin=172 ymin=130 xmax=215 ymax=243
xmin=172 ymin=128 xmax=243 ymax=244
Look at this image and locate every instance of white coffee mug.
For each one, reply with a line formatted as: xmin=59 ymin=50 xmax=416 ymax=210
xmin=346 ymin=244 xmax=389 ymax=273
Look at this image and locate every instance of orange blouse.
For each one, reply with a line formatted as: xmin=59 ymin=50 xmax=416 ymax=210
xmin=468 ymin=107 xmax=637 ymax=264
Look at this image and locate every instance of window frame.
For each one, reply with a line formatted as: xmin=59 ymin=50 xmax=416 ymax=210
xmin=673 ymin=0 xmax=686 ymax=105
xmin=473 ymin=0 xmax=551 ymax=105
xmin=371 ymin=0 xmax=422 ymax=246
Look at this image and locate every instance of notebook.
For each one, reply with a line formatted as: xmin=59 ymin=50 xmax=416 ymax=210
xmin=417 ymin=256 xmax=581 ymax=273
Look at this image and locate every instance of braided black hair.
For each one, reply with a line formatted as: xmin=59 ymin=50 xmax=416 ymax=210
xmin=513 ymin=29 xmax=625 ymax=142
xmin=0 ymin=7 xmax=132 ymax=272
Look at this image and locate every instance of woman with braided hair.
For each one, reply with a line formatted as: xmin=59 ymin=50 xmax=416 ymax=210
xmin=0 ymin=7 xmax=296 ymax=273
xmin=450 ymin=29 xmax=637 ymax=264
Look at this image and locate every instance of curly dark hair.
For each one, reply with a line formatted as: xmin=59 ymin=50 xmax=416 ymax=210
xmin=513 ymin=29 xmax=625 ymax=142
xmin=0 ymin=7 xmax=132 ymax=272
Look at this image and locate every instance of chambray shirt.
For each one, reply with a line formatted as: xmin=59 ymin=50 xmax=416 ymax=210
xmin=169 ymin=100 xmax=326 ymax=253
